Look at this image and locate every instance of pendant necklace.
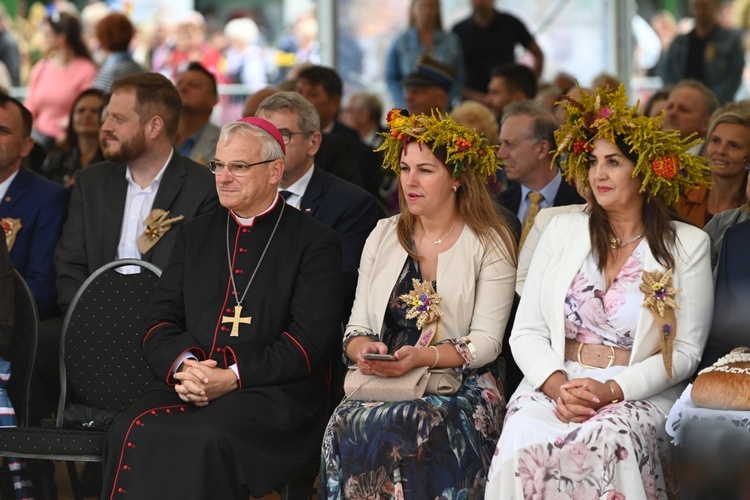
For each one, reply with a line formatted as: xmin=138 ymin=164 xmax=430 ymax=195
xmin=610 ymin=231 xmax=644 ymax=249
xmin=423 ymin=220 xmax=458 ymax=245
xmin=222 ymin=202 xmax=284 ymax=337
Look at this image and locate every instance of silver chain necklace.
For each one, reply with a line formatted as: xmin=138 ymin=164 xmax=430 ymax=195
xmin=221 ymin=202 xmax=284 ymax=337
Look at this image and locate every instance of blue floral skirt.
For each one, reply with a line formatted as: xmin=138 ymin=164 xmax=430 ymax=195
xmin=319 ymin=367 xmax=505 ymax=499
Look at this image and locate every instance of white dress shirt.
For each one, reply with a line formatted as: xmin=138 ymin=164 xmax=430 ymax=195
xmin=116 ymin=151 xmax=172 ymax=273
xmin=0 ymin=169 xmax=19 ymax=202
xmin=278 ymin=164 xmax=314 ymax=210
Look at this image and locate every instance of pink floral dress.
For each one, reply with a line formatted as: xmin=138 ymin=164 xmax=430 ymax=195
xmin=486 ymin=241 xmax=675 ymax=499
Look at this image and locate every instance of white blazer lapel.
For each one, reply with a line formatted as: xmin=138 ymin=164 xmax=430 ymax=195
xmin=551 ymin=216 xmax=591 ymax=356
xmin=630 ymin=244 xmax=666 ymax=363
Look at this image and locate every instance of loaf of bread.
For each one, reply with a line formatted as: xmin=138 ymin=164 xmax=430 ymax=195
xmin=693 ymin=347 xmax=750 ymax=410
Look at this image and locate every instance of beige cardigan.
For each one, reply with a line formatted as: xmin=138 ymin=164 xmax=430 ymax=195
xmin=346 ymin=215 xmax=517 ymax=368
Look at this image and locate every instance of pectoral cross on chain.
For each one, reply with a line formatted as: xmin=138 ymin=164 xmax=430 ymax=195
xmin=222 ymin=305 xmax=252 ymax=337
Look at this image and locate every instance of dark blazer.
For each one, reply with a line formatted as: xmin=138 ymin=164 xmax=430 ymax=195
xmin=699 ymin=219 xmax=750 ymax=370
xmin=0 ymin=167 xmax=68 ymax=317
xmin=497 ymin=203 xmax=522 ymax=241
xmin=300 ymin=166 xmax=381 ymax=320
xmin=331 ymin=120 xmax=359 ymax=140
xmin=0 ymin=233 xmax=12 ymax=357
xmin=317 ymin=120 xmax=383 ymax=200
xmin=54 ymin=151 xmax=220 ymax=312
xmin=497 ymin=178 xmax=586 ymax=218
xmin=315 ymin=132 xmax=365 ymax=188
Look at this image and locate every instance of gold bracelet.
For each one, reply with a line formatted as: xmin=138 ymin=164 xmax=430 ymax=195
xmin=430 ymin=346 xmax=440 ymax=369
xmin=606 ymin=379 xmax=620 ymax=404
xmin=460 ymin=336 xmax=478 ymax=361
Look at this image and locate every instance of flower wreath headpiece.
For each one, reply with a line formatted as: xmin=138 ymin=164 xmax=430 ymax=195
xmin=377 ymin=108 xmax=499 ymax=182
xmin=552 ymin=84 xmax=712 ymax=205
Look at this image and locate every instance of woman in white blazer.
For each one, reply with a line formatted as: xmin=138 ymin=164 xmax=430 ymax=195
xmin=319 ymin=110 xmax=517 ymax=498
xmin=486 ymin=85 xmax=714 ymax=499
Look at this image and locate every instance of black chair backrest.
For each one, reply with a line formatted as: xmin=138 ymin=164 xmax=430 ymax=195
xmin=57 ymin=259 xmax=162 ymax=422
xmin=7 ymin=270 xmax=39 ymax=427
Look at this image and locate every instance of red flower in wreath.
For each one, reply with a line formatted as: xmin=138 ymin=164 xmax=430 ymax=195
xmin=573 ymin=140 xmax=592 ymax=154
xmin=652 ymin=156 xmax=678 ymax=179
xmin=456 ymin=138 xmax=471 ymax=152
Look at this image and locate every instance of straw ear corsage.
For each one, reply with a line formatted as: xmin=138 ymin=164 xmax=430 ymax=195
xmin=640 ymin=269 xmax=681 ymax=379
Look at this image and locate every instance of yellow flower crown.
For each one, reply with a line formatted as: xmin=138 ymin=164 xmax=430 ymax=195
xmin=377 ymin=109 xmax=499 ymax=181
xmin=552 ymin=84 xmax=712 ymax=205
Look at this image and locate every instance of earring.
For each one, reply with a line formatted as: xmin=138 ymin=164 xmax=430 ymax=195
xmin=744 ymin=156 xmax=750 ymax=172
xmin=452 ymin=185 xmax=458 ymax=192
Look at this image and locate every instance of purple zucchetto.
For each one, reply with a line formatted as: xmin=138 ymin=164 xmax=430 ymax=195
xmin=236 ymin=116 xmax=286 ymax=154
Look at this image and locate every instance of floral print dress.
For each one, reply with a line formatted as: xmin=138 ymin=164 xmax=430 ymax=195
xmin=319 ymin=258 xmax=506 ymax=499
xmin=486 ymin=241 xmax=675 ymax=500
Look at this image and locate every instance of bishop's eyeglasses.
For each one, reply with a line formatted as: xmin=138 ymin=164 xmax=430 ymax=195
xmin=207 ymin=159 xmax=277 ymax=176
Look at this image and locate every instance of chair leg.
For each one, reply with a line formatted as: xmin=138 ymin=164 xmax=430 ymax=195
xmin=65 ymin=461 xmax=85 ymax=500
xmin=278 ymin=471 xmax=317 ymax=500
xmin=42 ymin=459 xmax=58 ymax=500
xmin=279 ymin=481 xmax=314 ymax=500
xmin=1 ymin=473 xmax=14 ymax=499
xmin=30 ymin=467 xmax=48 ymax=500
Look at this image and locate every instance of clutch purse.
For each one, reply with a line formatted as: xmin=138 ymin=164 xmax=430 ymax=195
xmin=343 ymin=366 xmax=462 ymax=402
xmin=426 ymin=367 xmax=462 ymax=395
xmin=342 ymin=279 xmax=463 ymax=402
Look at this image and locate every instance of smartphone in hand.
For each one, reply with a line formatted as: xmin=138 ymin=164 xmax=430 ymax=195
xmin=363 ymin=353 xmax=397 ymax=361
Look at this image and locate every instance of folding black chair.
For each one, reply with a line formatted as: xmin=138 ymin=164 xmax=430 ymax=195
xmin=0 ymin=259 xmax=161 ymax=500
xmin=0 ymin=269 xmax=56 ymax=499
xmin=7 ymin=269 xmax=38 ymax=430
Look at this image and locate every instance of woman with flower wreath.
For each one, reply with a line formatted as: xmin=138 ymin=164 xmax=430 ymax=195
xmin=485 ymin=85 xmax=714 ymax=499
xmin=319 ymin=110 xmax=517 ymax=498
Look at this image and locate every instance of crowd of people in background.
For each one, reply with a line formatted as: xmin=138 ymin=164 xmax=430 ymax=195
xmin=2 ymin=0 xmax=750 ymax=498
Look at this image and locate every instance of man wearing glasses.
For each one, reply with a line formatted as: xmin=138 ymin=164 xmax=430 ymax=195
xmin=103 ymin=117 xmax=343 ymax=498
xmin=256 ymin=91 xmax=380 ymax=322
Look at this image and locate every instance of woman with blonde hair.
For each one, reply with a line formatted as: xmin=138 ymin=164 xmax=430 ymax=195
xmin=450 ymin=100 xmax=499 ymax=144
xmin=451 ymin=100 xmax=505 ymax=195
xmin=320 ymin=109 xmax=516 ymax=498
xmin=676 ymin=101 xmax=750 ymax=227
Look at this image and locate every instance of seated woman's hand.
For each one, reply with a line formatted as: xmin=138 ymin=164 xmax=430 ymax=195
xmin=554 ymin=378 xmax=611 ymax=423
xmin=365 ymin=345 xmax=422 ymax=378
xmin=353 ymin=340 xmax=389 ymax=375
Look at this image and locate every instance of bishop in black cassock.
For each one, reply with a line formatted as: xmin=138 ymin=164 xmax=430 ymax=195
xmin=102 ymin=118 xmax=342 ymax=499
